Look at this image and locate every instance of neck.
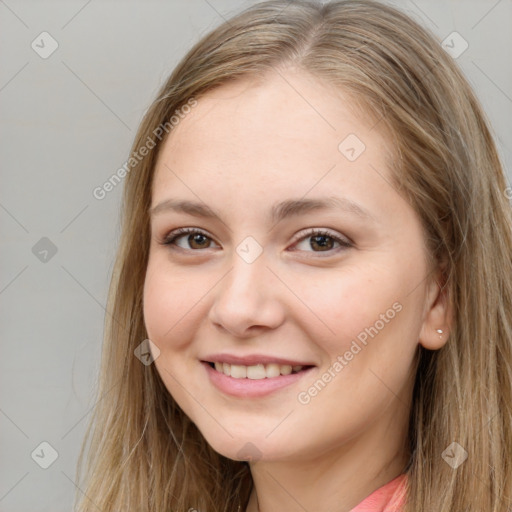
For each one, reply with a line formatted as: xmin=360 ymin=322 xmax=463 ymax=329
xmin=244 ymin=413 xmax=409 ymax=512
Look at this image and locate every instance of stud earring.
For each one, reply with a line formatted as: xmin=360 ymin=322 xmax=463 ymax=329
xmin=436 ymin=328 xmax=443 ymax=337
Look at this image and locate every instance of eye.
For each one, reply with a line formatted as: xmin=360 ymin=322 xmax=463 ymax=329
xmin=290 ymin=228 xmax=352 ymax=255
xmin=160 ymin=227 xmax=219 ymax=250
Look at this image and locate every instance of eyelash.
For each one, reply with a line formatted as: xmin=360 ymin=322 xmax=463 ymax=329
xmin=159 ymin=227 xmax=352 ymax=256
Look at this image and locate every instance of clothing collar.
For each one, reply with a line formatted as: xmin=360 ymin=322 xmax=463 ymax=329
xmin=349 ymin=474 xmax=407 ymax=512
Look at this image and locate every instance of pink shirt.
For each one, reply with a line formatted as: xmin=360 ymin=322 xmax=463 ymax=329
xmin=349 ymin=474 xmax=407 ymax=512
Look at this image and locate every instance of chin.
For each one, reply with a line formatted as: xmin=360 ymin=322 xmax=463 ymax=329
xmin=203 ymin=433 xmax=296 ymax=463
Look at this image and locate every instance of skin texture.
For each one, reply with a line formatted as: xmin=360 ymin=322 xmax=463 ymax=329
xmin=143 ymin=67 xmax=451 ymax=512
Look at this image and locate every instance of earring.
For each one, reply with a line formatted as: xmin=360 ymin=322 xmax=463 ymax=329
xmin=436 ymin=328 xmax=443 ymax=337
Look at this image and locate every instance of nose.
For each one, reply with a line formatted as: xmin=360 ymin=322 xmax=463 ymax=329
xmin=208 ymin=251 xmax=286 ymax=338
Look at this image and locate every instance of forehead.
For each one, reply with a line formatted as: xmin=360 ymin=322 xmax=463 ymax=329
xmin=151 ymin=68 xmax=394 ymax=208
xmin=162 ymin=69 xmax=374 ymax=149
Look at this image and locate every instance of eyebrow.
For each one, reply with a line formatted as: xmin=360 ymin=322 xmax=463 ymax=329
xmin=149 ymin=196 xmax=375 ymax=224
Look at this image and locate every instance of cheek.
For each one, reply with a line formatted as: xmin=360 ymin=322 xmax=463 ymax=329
xmin=142 ymin=258 xmax=206 ymax=349
xmin=317 ymin=271 xmax=420 ymax=382
xmin=142 ymin=259 xmax=210 ymax=406
xmin=292 ymin=263 xmax=408 ymax=353
xmin=293 ymin=262 xmax=424 ymax=413
xmin=296 ymin=284 xmax=418 ymax=433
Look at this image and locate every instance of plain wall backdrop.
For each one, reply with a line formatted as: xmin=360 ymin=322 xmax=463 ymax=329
xmin=1 ymin=0 xmax=511 ymax=510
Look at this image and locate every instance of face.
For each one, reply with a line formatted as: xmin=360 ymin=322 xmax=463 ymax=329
xmin=143 ymin=68 xmax=444 ymax=464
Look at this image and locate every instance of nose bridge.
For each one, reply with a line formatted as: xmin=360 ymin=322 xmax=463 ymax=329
xmin=221 ymin=246 xmax=269 ymax=302
xmin=209 ymin=243 xmax=285 ymax=334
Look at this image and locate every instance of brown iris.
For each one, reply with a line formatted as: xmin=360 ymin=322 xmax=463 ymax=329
xmin=188 ymin=233 xmax=211 ymax=249
xmin=310 ymin=234 xmax=334 ymax=251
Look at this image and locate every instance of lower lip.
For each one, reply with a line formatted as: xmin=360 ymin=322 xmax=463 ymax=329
xmin=202 ymin=361 xmax=316 ymax=398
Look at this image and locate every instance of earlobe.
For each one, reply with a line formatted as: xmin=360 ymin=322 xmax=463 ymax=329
xmin=418 ymin=268 xmax=453 ymax=350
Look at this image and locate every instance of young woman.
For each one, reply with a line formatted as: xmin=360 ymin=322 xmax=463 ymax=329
xmin=74 ymin=1 xmax=512 ymax=511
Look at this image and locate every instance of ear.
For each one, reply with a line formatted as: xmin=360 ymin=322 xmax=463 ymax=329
xmin=418 ymin=262 xmax=453 ymax=350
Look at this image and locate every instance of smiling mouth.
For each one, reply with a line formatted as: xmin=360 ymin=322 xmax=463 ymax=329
xmin=205 ymin=361 xmax=314 ymax=379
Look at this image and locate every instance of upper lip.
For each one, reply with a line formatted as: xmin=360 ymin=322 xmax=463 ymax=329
xmin=201 ymin=353 xmax=315 ymax=367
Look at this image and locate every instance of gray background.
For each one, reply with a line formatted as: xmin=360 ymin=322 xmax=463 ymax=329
xmin=1 ymin=1 xmax=511 ymax=511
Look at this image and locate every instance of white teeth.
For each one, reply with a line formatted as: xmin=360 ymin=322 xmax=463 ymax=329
xmin=265 ymin=363 xmax=281 ymax=378
xmin=280 ymin=365 xmax=292 ymax=375
xmin=211 ymin=362 xmax=305 ymax=379
xmin=247 ymin=364 xmax=266 ymax=379
xmin=230 ymin=364 xmax=247 ymax=378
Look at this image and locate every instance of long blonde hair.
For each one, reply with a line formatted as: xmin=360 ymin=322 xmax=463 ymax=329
xmin=74 ymin=1 xmax=512 ymax=510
